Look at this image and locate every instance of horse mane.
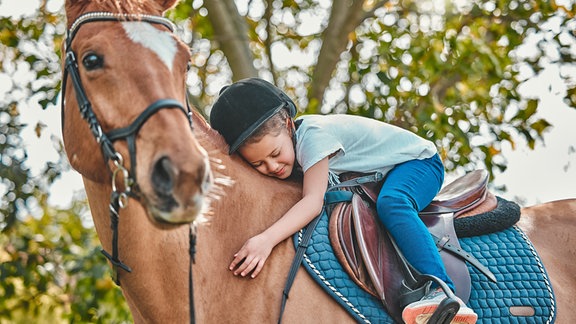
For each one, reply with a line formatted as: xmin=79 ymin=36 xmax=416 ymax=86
xmin=191 ymin=109 xmax=230 ymax=153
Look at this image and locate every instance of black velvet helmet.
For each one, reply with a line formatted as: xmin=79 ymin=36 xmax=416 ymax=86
xmin=210 ymin=78 xmax=297 ymax=154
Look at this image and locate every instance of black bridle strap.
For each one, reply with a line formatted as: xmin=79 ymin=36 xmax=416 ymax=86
xmin=189 ymin=226 xmax=197 ymax=323
xmin=64 ymin=50 xmax=118 ymax=162
xmin=62 ymin=12 xmax=190 ymax=166
xmin=106 ymin=98 xmax=188 ymax=181
xmin=106 ymin=99 xmax=187 ymax=141
xmin=66 ymin=12 xmax=176 ymax=50
xmin=62 ymin=11 xmax=197 ymax=324
xmin=101 ymin=191 xmax=133 ymax=285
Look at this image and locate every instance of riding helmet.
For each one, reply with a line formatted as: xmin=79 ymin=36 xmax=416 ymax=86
xmin=210 ymin=78 xmax=297 ymax=154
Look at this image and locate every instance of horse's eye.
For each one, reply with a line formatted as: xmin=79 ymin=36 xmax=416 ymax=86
xmin=82 ymin=53 xmax=103 ymax=70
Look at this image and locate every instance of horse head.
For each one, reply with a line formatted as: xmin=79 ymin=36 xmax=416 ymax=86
xmin=61 ymin=0 xmax=212 ymax=224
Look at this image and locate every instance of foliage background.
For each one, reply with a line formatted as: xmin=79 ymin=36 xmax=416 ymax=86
xmin=0 ymin=0 xmax=574 ymax=321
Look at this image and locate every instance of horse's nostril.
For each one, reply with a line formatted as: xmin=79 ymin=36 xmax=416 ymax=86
xmin=152 ymin=156 xmax=174 ymax=196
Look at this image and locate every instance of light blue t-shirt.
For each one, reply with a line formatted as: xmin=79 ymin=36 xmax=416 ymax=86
xmin=294 ymin=114 xmax=437 ymax=178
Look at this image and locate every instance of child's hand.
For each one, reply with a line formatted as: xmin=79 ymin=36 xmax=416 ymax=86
xmin=229 ymin=233 xmax=273 ymax=278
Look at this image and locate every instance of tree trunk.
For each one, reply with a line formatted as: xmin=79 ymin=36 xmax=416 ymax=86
xmin=205 ymin=0 xmax=258 ymax=80
xmin=309 ymin=0 xmax=367 ymax=113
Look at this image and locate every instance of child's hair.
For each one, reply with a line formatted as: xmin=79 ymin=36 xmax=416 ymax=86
xmin=243 ymin=108 xmax=291 ymax=146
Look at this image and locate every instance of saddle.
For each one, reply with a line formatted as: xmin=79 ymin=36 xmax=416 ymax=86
xmin=328 ymin=170 xmax=498 ymax=322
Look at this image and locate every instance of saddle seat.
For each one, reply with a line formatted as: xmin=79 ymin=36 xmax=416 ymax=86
xmin=328 ymin=170 xmax=497 ymax=321
xmin=421 ymin=169 xmax=491 ymax=217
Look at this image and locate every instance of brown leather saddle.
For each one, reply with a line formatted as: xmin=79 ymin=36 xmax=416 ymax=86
xmin=328 ymin=170 xmax=498 ymax=322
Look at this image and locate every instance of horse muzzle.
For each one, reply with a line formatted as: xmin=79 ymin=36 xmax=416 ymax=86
xmin=143 ymin=153 xmax=213 ymax=224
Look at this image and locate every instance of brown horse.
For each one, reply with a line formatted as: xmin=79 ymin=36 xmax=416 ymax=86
xmin=61 ymin=0 xmax=576 ymax=323
xmin=517 ymin=199 xmax=576 ymax=323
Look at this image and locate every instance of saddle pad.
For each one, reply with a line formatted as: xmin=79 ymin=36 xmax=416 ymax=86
xmin=294 ymin=213 xmax=556 ymax=323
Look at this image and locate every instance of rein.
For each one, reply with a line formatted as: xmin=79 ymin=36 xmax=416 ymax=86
xmin=62 ymin=12 xmax=197 ymax=323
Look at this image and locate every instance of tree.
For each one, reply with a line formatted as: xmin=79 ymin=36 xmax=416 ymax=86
xmin=0 ymin=4 xmax=131 ymax=322
xmin=171 ymin=0 xmax=575 ymax=177
xmin=0 ymin=0 xmax=574 ymax=320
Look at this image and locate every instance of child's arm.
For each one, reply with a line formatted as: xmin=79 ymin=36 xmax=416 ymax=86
xmin=229 ymin=157 xmax=330 ymax=278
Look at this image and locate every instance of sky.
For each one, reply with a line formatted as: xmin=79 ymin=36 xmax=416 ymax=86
xmin=1 ymin=0 xmax=575 ymax=210
xmin=483 ymin=65 xmax=576 ymax=205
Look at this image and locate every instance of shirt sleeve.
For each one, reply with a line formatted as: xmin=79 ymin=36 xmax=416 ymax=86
xmin=296 ymin=123 xmax=343 ymax=173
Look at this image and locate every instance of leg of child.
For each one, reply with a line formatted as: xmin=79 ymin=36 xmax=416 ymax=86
xmin=376 ymin=154 xmax=477 ymax=323
xmin=375 ymin=153 xmax=454 ymax=290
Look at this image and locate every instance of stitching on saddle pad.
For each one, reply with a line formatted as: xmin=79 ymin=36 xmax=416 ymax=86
xmin=514 ymin=225 xmax=556 ymax=324
xmin=297 ymin=230 xmax=372 ymax=324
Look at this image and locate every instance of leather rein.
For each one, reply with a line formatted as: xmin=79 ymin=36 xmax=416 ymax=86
xmin=62 ymin=12 xmax=197 ymax=323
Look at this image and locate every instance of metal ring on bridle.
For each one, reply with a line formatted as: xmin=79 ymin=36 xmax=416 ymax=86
xmin=111 ymin=153 xmax=132 ymax=202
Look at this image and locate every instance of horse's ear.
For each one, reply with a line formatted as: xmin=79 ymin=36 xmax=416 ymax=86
xmin=156 ymin=0 xmax=180 ymax=12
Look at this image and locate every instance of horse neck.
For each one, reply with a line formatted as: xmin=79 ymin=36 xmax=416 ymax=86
xmin=192 ymin=113 xmax=303 ymax=236
xmin=83 ymin=110 xmax=305 ymax=321
xmin=82 ymin=175 xmax=193 ymax=321
xmin=192 ymin=123 xmax=310 ymax=321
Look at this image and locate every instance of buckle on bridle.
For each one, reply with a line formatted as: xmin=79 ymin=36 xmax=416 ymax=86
xmin=111 ymin=153 xmax=132 ymax=208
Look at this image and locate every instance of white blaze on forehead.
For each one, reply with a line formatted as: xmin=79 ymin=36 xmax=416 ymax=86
xmin=121 ymin=22 xmax=177 ymax=71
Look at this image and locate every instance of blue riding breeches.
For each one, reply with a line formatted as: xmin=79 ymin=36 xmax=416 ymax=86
xmin=375 ymin=153 xmax=455 ymax=291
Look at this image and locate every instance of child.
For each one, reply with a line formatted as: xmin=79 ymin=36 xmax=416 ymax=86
xmin=210 ymin=78 xmax=477 ymax=324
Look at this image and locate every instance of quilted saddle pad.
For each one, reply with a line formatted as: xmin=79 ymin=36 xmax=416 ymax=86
xmin=293 ymin=212 xmax=556 ymax=323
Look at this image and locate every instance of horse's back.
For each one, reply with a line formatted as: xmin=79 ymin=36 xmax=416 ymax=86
xmin=519 ymin=199 xmax=576 ymax=323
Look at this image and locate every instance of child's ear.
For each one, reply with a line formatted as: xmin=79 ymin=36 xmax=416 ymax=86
xmin=285 ymin=117 xmax=295 ymax=134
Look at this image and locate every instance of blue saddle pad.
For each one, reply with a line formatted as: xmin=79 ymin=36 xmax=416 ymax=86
xmin=293 ymin=211 xmax=556 ymax=323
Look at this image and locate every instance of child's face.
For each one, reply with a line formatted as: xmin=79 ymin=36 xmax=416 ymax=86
xmin=238 ymin=129 xmax=295 ymax=179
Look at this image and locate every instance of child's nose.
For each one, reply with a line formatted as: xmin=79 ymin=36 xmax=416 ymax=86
xmin=267 ymin=160 xmax=278 ymax=173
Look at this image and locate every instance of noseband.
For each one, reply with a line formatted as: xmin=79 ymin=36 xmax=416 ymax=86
xmin=62 ymin=12 xmax=197 ymax=323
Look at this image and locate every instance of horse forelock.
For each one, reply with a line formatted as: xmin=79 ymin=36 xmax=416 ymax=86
xmin=65 ymin=0 xmax=168 ymax=27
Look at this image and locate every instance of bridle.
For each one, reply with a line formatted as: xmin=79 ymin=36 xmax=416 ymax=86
xmin=62 ymin=11 xmax=197 ymax=323
xmin=62 ymin=12 xmax=193 ymax=191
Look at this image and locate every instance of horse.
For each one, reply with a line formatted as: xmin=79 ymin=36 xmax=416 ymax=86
xmin=517 ymin=199 xmax=576 ymax=323
xmin=61 ymin=0 xmax=576 ymax=322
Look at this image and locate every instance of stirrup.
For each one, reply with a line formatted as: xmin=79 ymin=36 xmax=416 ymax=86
xmin=428 ymin=296 xmax=460 ymax=324
xmin=399 ymin=274 xmax=461 ymax=323
xmin=415 ymin=275 xmax=461 ymax=324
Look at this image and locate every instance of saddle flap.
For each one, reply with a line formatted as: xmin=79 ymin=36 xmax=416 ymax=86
xmin=329 ymin=193 xmax=405 ymax=322
xmin=335 ymin=203 xmax=361 ymax=280
xmin=351 ymin=193 xmax=407 ymax=301
xmin=330 ymin=201 xmax=378 ymax=296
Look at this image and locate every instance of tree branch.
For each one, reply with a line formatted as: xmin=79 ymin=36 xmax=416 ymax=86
xmin=204 ymin=0 xmax=258 ymax=80
xmin=309 ymin=0 xmax=383 ymax=113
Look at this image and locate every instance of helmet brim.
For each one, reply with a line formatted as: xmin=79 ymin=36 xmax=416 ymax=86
xmin=228 ymin=102 xmax=286 ymax=154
